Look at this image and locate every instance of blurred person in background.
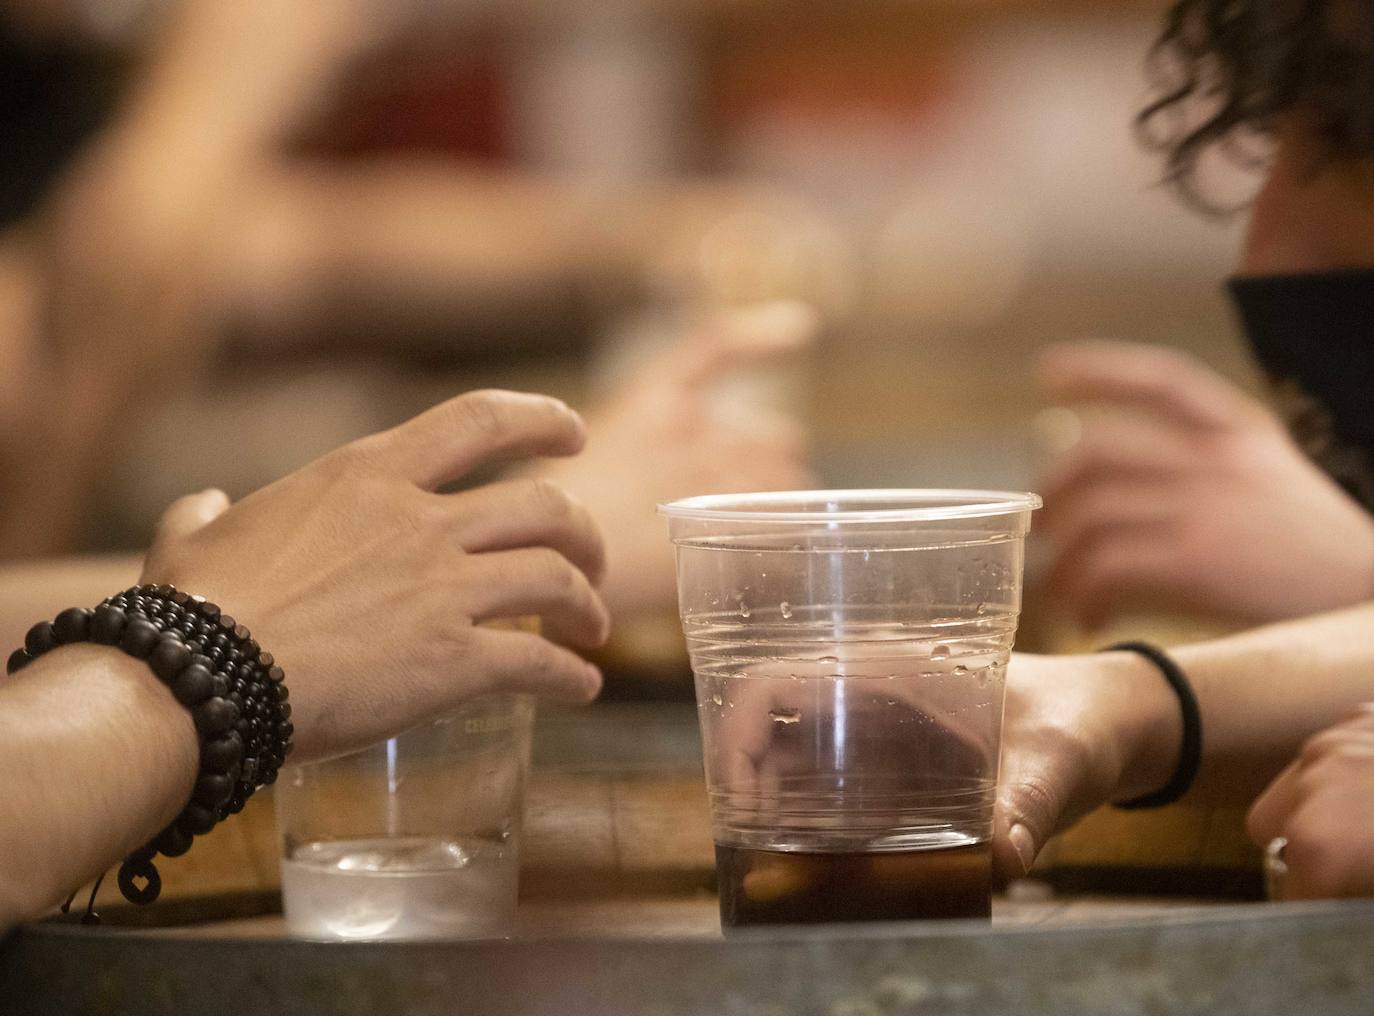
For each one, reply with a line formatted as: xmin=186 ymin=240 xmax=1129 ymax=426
xmin=0 ymin=0 xmax=816 ymax=642
xmin=999 ymin=0 xmax=1374 ymax=901
xmin=1034 ymin=0 xmax=1374 ymax=633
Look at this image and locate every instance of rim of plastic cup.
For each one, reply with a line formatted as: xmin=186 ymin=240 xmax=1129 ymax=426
xmin=657 ymin=489 xmax=1042 ymax=524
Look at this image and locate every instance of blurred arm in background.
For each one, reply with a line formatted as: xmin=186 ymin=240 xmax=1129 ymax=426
xmin=528 ymin=301 xmax=818 ymax=620
xmin=226 ymin=161 xmax=801 ymax=351
xmin=0 ymin=0 xmax=388 ymax=558
xmin=1033 ymin=339 xmax=1374 ymax=630
xmin=0 ymin=0 xmax=823 ymax=590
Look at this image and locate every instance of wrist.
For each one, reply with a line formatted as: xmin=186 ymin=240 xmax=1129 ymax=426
xmin=7 ymin=587 xmax=293 ymax=913
xmin=0 ymin=644 xmax=198 ymax=917
xmin=1098 ymin=650 xmax=1185 ymax=804
xmin=37 ymin=644 xmax=200 ymax=809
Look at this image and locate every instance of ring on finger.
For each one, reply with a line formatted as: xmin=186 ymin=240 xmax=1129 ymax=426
xmin=1264 ymin=836 xmax=1288 ymax=901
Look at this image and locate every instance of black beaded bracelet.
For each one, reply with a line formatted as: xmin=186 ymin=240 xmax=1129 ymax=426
xmin=1107 ymin=641 xmax=1203 ymax=810
xmin=5 ymin=584 xmax=292 ymax=917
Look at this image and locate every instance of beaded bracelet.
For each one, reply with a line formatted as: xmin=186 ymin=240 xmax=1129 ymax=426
xmin=5 ymin=584 xmax=292 ymax=918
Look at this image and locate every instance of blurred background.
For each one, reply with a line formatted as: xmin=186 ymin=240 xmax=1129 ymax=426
xmin=1 ymin=0 xmax=1290 ymax=896
xmin=0 ymin=0 xmax=1259 ymax=668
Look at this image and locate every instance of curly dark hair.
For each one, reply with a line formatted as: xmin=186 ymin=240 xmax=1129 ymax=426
xmin=1140 ymin=0 xmax=1374 ymax=208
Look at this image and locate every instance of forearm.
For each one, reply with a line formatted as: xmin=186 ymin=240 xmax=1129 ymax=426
xmin=0 ymin=645 xmax=197 ymax=930
xmin=115 ymin=0 xmax=382 ymax=185
xmin=1118 ymin=602 xmax=1374 ymax=806
xmin=0 ymin=555 xmax=143 ymax=651
xmin=229 ymin=164 xmax=677 ymax=343
xmin=1179 ymin=602 xmax=1374 ymax=800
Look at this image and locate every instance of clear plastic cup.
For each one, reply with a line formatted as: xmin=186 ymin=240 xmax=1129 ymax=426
xmin=660 ymin=489 xmax=1040 ymax=927
xmin=276 ymin=695 xmax=534 ymax=940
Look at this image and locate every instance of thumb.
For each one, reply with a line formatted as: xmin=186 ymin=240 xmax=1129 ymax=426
xmin=993 ymin=757 xmax=1078 ymax=883
xmin=154 ymin=488 xmax=231 ymax=543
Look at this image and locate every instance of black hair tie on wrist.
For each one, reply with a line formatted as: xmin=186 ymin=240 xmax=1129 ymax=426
xmin=1107 ymin=640 xmax=1202 ymax=810
xmin=5 ymin=584 xmax=293 ymax=922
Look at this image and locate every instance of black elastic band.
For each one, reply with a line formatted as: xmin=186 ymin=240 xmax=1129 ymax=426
xmin=1107 ymin=641 xmax=1202 ymax=810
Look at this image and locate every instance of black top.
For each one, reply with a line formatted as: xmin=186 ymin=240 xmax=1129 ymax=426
xmin=1229 ymin=271 xmax=1374 ymax=508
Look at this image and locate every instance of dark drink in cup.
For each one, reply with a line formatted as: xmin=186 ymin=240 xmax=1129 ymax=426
xmin=716 ymin=838 xmax=992 ymax=927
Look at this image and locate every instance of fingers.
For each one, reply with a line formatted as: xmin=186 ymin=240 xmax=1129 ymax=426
xmin=462 ymin=548 xmax=611 ymax=650
xmin=449 ymin=478 xmax=606 ymax=585
xmin=154 ymin=488 xmax=231 ymax=542
xmin=667 ymin=300 xmax=819 ymax=390
xmin=466 ymin=626 xmax=602 ymax=703
xmin=1247 ymin=715 xmax=1374 ymax=900
xmin=1247 ymin=760 xmax=1374 ymax=901
xmin=1246 ymin=761 xmax=1301 ymax=846
xmin=1046 ymin=527 xmax=1181 ymax=630
xmin=1038 ymin=340 xmax=1260 ymax=432
xmin=1036 ymin=420 xmax=1196 ymax=615
xmin=1041 ymin=479 xmax=1178 ymax=560
xmin=360 ymin=390 xmax=587 ymax=490
xmin=1038 ymin=414 xmax=1195 ymax=512
xmin=1250 ymin=715 xmax=1374 ymax=848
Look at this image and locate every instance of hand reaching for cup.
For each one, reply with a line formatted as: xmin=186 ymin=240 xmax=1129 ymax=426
xmin=141 ymin=389 xmax=610 ymax=761
xmin=529 ymin=301 xmax=818 ymax=620
xmin=1036 ymin=340 xmax=1374 ymax=629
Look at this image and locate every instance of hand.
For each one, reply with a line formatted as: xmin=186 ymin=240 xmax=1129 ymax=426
xmin=1036 ymin=340 xmax=1374 ymax=628
xmin=704 ymin=652 xmax=1001 ymax=818
xmin=529 ymin=301 xmax=817 ymax=619
xmin=1247 ymin=705 xmax=1374 ymax=900
xmin=141 ymin=390 xmax=610 ymax=761
xmin=992 ymin=651 xmax=1178 ymax=880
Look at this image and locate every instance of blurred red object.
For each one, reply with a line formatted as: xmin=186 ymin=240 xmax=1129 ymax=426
xmin=307 ymin=30 xmax=510 ymax=161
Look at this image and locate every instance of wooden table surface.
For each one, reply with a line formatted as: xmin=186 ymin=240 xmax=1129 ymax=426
xmin=165 ymin=890 xmax=1240 ymax=941
xmin=76 ymin=701 xmax=1258 ymax=940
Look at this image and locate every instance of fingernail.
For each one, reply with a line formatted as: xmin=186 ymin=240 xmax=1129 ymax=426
xmin=1009 ymin=823 xmax=1035 ymax=875
xmin=583 ymin=663 xmax=603 ymax=696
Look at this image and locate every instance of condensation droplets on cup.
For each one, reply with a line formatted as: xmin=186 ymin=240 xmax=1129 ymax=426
xmin=659 ymin=488 xmax=1040 ymax=927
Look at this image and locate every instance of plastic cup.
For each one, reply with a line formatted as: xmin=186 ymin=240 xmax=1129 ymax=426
xmin=276 ymin=694 xmax=534 ymax=940
xmin=660 ymin=489 xmax=1040 ymax=927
